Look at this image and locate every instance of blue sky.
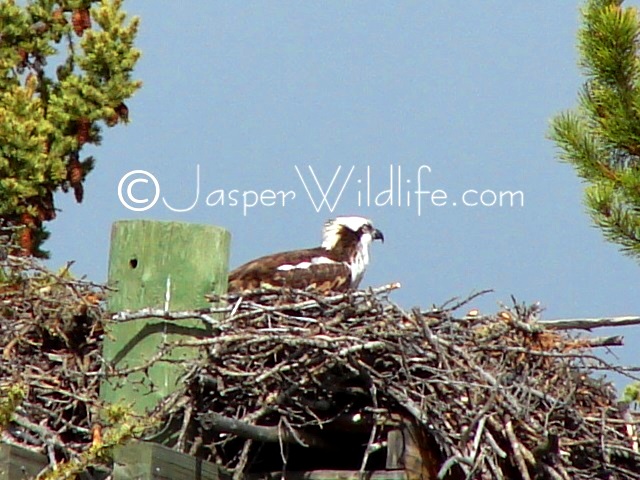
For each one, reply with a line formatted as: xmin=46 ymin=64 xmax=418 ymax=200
xmin=48 ymin=3 xmax=638 ymax=380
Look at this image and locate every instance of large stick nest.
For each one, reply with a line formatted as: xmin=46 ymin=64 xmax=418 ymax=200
xmin=1 ymin=244 xmax=639 ymax=480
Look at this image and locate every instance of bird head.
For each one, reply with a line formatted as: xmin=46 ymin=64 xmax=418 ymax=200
xmin=321 ymin=216 xmax=384 ymax=252
xmin=321 ymin=216 xmax=383 ymax=288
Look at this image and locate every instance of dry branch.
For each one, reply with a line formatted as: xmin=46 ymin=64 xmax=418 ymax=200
xmin=198 ymin=412 xmax=329 ymax=448
xmin=539 ymin=316 xmax=640 ymax=330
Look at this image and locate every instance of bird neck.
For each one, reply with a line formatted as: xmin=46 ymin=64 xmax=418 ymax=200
xmin=348 ymin=233 xmax=372 ymax=288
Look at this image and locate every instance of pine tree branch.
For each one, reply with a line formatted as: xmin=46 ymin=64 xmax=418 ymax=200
xmin=550 ymin=0 xmax=640 ymax=262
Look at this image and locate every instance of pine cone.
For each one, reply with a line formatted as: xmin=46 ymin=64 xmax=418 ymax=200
xmin=38 ymin=192 xmax=56 ymax=222
xmin=115 ymin=102 xmax=129 ymax=122
xmin=36 ymin=206 xmax=51 ymax=222
xmin=17 ymin=48 xmax=28 ymax=68
xmin=20 ymin=212 xmax=36 ymax=228
xmin=76 ymin=117 xmax=91 ymax=145
xmin=72 ymin=8 xmax=91 ymax=36
xmin=68 ymin=157 xmax=83 ymax=185
xmin=80 ymin=8 xmax=91 ymax=30
xmin=73 ymin=183 xmax=84 ymax=203
xmin=19 ymin=227 xmax=34 ymax=256
xmin=68 ymin=155 xmax=85 ymax=202
xmin=71 ymin=9 xmax=83 ymax=35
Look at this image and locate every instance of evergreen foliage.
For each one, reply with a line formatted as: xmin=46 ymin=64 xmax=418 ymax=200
xmin=550 ymin=0 xmax=640 ymax=260
xmin=0 ymin=0 xmax=140 ymax=256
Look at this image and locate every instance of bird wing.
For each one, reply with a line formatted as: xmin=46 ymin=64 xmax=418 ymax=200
xmin=228 ymin=248 xmax=351 ymax=293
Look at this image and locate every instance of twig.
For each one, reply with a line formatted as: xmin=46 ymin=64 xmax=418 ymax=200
xmin=539 ymin=316 xmax=640 ymax=330
xmin=505 ymin=420 xmax=531 ymax=480
xmin=359 ymin=385 xmax=379 ymax=479
xmin=437 ymin=455 xmax=473 ymax=479
xmin=233 ymin=439 xmax=252 ymax=480
xmin=197 ymin=412 xmax=329 ymax=448
xmin=177 ymin=402 xmax=192 ymax=453
xmin=438 ymin=289 xmax=494 ymax=312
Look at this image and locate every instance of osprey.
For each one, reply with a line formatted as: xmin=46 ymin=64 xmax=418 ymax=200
xmin=228 ymin=216 xmax=384 ymax=293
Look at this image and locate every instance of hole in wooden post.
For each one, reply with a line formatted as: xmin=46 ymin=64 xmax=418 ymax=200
xmin=129 ymin=258 xmax=138 ymax=269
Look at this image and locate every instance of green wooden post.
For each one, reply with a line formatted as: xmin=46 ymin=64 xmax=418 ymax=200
xmin=113 ymin=441 xmax=228 ymax=480
xmin=100 ymin=220 xmax=230 ymax=414
xmin=0 ymin=444 xmax=48 ymax=480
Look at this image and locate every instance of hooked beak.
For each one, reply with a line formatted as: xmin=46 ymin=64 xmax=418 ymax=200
xmin=372 ymin=228 xmax=384 ymax=243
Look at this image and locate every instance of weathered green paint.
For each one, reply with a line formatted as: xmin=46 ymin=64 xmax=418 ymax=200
xmin=0 ymin=444 xmax=48 ymax=480
xmin=100 ymin=220 xmax=230 ymax=414
xmin=113 ymin=441 xmax=226 ymax=480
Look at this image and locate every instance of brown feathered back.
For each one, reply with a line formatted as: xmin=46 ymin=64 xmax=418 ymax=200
xmin=228 ymin=216 xmax=383 ymax=293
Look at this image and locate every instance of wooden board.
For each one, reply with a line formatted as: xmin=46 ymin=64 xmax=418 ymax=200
xmin=113 ymin=441 xmax=227 ymax=480
xmin=0 ymin=444 xmax=47 ymax=480
xmin=385 ymin=419 xmax=440 ymax=480
xmin=100 ymin=220 xmax=230 ymax=415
